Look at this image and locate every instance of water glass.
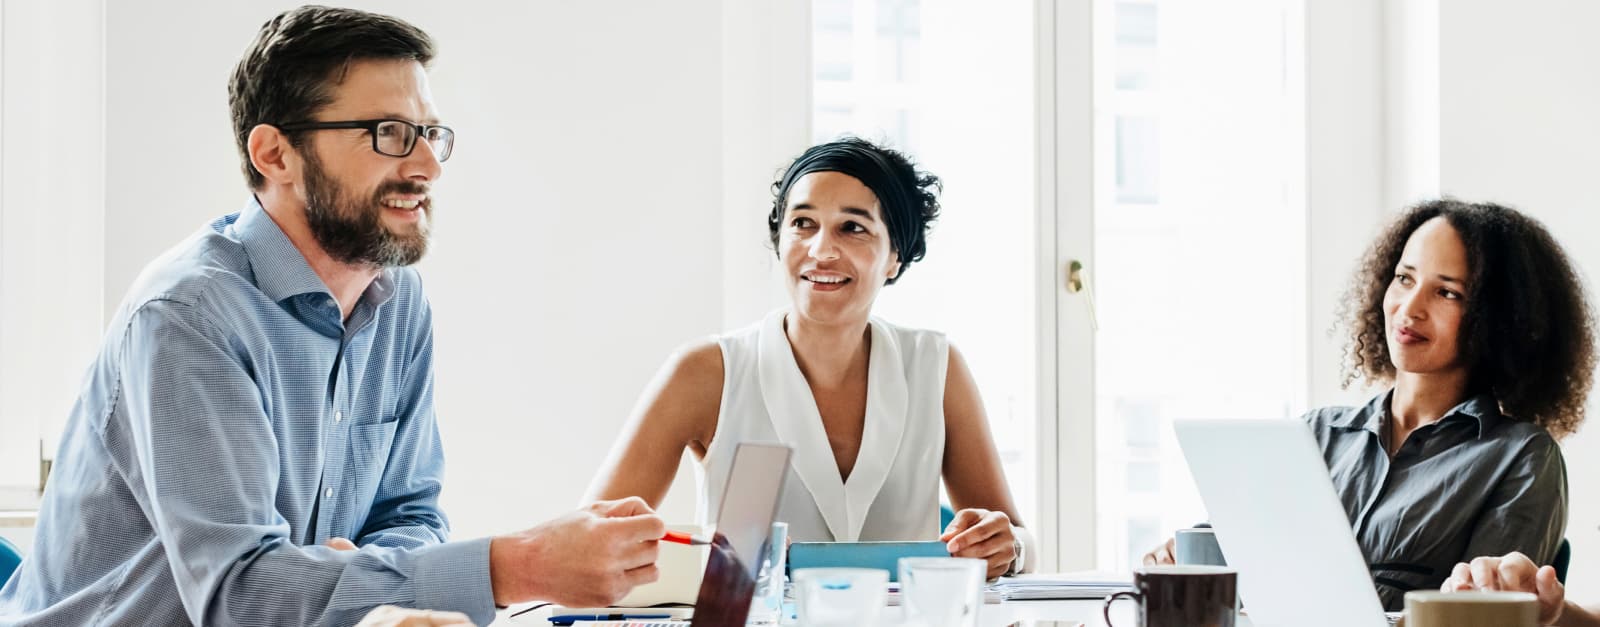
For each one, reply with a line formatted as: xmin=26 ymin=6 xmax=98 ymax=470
xmin=746 ymin=522 xmax=787 ymax=624
xmin=793 ymin=567 xmax=887 ymax=627
xmin=898 ymin=557 xmax=986 ymax=627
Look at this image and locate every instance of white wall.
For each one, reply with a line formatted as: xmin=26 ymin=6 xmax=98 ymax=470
xmin=1437 ymin=0 xmax=1600 ymax=599
xmin=0 ymin=0 xmax=104 ymax=489
xmin=99 ymin=1 xmax=806 ymax=540
xmin=718 ymin=0 xmax=809 ymax=327
xmin=1303 ymin=0 xmax=1387 ymax=409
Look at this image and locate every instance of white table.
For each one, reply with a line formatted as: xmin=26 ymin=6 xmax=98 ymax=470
xmin=497 ymin=598 xmax=1258 ymax=627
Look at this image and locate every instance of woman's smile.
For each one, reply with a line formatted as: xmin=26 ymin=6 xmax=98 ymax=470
xmin=801 ymin=269 xmax=853 ymax=292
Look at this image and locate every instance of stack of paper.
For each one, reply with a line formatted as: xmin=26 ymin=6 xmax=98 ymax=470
xmin=987 ymin=572 xmax=1135 ymax=601
xmin=884 ymin=583 xmax=1004 ymax=606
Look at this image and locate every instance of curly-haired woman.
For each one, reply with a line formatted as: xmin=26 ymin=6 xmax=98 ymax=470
xmin=1149 ymin=199 xmax=1595 ymax=610
xmin=585 ymin=138 xmax=1032 ymax=579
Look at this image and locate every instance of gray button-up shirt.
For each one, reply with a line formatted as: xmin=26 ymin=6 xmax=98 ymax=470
xmin=1305 ymin=390 xmax=1567 ymax=610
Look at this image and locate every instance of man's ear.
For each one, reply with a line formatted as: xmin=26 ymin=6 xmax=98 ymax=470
xmin=886 ymin=250 xmax=902 ymax=280
xmin=247 ymin=124 xmax=300 ymax=187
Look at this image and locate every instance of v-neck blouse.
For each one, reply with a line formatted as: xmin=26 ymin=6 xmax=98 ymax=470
xmin=696 ymin=309 xmax=950 ymax=542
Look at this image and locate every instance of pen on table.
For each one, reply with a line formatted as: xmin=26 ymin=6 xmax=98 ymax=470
xmin=550 ymin=613 xmax=672 ymax=625
xmin=660 ymin=530 xmax=712 ymax=546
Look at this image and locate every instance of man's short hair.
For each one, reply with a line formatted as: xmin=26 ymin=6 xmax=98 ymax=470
xmin=228 ymin=5 xmax=435 ymax=189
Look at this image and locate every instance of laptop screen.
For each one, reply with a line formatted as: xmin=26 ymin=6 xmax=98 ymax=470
xmin=688 ymin=442 xmax=792 ymax=627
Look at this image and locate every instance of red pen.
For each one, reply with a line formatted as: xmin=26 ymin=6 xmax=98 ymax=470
xmin=661 ymin=530 xmax=712 ymax=546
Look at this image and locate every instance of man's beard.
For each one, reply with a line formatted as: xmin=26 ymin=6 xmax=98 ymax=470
xmin=301 ymin=150 xmax=432 ymax=269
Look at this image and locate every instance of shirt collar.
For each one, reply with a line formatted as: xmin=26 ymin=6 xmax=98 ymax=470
xmin=232 ymin=197 xmax=335 ymax=304
xmin=1332 ymin=387 xmax=1504 ymax=439
xmin=230 ymin=198 xmax=400 ymax=327
xmin=1450 ymin=393 xmax=1504 ymax=438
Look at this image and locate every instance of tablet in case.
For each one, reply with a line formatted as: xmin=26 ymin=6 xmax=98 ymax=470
xmin=786 ymin=541 xmax=950 ymax=582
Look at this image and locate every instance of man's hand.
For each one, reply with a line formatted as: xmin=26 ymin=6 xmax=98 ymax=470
xmin=326 ymin=537 xmax=358 ymax=551
xmin=489 ymin=497 xmax=666 ymax=607
xmin=1440 ymin=551 xmax=1564 ymax=626
xmin=1142 ymin=538 xmax=1176 ymax=566
xmin=940 ymin=508 xmax=1017 ymax=579
xmin=356 ymin=605 xmax=474 ymax=627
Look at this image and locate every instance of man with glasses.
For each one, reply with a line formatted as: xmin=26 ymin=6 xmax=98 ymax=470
xmin=0 ymin=7 xmax=663 ymax=626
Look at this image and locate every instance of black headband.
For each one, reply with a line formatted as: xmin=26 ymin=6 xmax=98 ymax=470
xmin=773 ymin=141 xmax=921 ymax=279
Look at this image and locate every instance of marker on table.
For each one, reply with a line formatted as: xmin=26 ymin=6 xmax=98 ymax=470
xmin=660 ymin=530 xmax=712 ymax=546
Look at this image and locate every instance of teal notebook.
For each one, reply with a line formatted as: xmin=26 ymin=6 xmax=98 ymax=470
xmin=786 ymin=541 xmax=950 ymax=582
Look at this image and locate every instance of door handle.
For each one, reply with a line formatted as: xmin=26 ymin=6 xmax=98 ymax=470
xmin=1066 ymin=260 xmax=1099 ymax=332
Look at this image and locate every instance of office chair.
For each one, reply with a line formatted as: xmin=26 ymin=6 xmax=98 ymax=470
xmin=1554 ymin=538 xmax=1571 ymax=585
xmin=0 ymin=536 xmax=22 ymax=585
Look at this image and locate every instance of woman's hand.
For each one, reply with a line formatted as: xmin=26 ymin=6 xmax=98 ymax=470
xmin=1141 ymin=538 xmax=1176 ymax=566
xmin=1440 ymin=551 xmax=1564 ymax=626
xmin=940 ymin=508 xmax=1017 ymax=579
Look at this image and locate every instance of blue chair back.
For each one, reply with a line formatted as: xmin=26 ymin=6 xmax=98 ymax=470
xmin=0 ymin=536 xmax=21 ymax=585
xmin=1554 ymin=538 xmax=1571 ymax=585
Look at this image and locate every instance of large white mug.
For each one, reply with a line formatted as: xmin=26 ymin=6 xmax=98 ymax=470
xmin=1404 ymin=591 xmax=1538 ymax=627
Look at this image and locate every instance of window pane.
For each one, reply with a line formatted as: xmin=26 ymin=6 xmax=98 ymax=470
xmin=1094 ymin=0 xmax=1307 ymax=570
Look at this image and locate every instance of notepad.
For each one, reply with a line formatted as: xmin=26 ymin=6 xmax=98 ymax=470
xmin=615 ymin=525 xmax=708 ymax=607
xmin=987 ymin=572 xmax=1135 ymax=600
xmin=786 ymin=541 xmax=950 ymax=582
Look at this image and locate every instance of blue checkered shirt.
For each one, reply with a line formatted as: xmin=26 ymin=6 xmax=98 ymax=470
xmin=0 ymin=199 xmax=495 ymax=626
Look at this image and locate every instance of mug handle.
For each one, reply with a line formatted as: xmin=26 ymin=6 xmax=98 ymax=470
xmin=1103 ymin=590 xmax=1141 ymax=626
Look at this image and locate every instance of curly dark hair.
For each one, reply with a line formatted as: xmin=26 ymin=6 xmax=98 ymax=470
xmin=767 ymin=137 xmax=941 ymax=284
xmin=1339 ymin=198 xmax=1596 ymax=438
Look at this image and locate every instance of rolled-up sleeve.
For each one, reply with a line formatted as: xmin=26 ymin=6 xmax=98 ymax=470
xmin=105 ymin=299 xmax=496 ymax=627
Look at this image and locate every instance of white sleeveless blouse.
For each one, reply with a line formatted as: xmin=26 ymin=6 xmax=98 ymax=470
xmin=696 ymin=309 xmax=949 ymax=542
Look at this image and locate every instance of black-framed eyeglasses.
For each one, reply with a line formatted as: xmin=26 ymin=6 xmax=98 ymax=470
xmin=277 ymin=118 xmax=455 ymax=162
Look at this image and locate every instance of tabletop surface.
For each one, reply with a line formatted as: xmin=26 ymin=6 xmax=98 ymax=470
xmin=494 ymin=597 xmax=1262 ymax=627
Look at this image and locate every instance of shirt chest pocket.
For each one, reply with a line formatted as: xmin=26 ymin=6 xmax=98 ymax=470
xmin=343 ymin=418 xmax=400 ymax=510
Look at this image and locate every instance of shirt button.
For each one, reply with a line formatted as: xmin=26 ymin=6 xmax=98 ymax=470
xmin=325 ymin=488 xmax=333 ymax=499
xmin=335 ymin=411 xmax=343 ymax=423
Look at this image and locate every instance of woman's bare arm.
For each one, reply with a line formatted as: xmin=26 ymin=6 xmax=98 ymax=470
xmin=940 ymin=344 xmax=1032 ymax=576
xmin=584 ymin=340 xmax=724 ymax=507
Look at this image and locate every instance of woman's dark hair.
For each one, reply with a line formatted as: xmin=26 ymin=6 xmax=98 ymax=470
xmin=229 ymin=5 xmax=435 ymax=189
xmin=767 ymin=137 xmax=941 ymax=284
xmin=1340 ymin=198 xmax=1596 ymax=438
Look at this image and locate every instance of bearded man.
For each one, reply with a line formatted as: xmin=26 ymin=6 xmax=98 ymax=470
xmin=0 ymin=6 xmax=663 ymax=626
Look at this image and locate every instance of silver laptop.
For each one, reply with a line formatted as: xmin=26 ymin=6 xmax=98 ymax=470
xmin=1174 ymin=419 xmax=1396 ymax=627
xmin=568 ymin=442 xmax=793 ymax=627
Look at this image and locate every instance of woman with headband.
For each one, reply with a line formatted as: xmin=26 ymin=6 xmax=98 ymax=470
xmin=586 ymin=137 xmax=1032 ymax=578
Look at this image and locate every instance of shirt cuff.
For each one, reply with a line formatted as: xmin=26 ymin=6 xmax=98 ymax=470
xmin=411 ymin=536 xmax=496 ymax=626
